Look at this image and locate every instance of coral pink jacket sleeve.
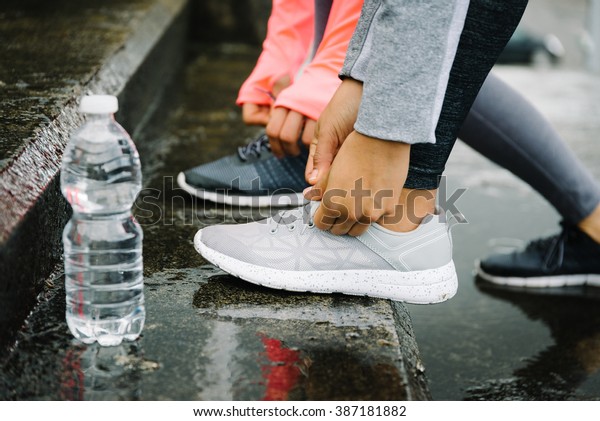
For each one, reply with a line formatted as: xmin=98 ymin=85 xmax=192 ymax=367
xmin=274 ymin=0 xmax=362 ymax=121
xmin=236 ymin=0 xmax=314 ymax=107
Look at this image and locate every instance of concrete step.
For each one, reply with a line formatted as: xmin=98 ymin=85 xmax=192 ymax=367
xmin=0 ymin=1 xmax=431 ymax=400
xmin=0 ymin=0 xmax=188 ymax=347
xmin=0 ymin=268 xmax=429 ymax=400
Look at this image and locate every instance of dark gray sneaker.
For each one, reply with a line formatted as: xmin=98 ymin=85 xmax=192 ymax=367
xmin=478 ymin=223 xmax=600 ymax=287
xmin=177 ymin=133 xmax=309 ymax=207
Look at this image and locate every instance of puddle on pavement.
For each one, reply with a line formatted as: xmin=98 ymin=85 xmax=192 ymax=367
xmin=407 ymin=141 xmax=600 ymax=400
xmin=189 ymin=278 xmax=408 ymax=400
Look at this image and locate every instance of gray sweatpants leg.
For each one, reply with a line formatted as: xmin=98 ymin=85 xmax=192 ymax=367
xmin=459 ymin=73 xmax=600 ymax=225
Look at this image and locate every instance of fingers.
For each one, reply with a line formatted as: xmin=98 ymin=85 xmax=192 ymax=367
xmin=303 ymin=169 xmax=328 ymax=201
xmin=315 ymin=202 xmax=378 ymax=237
xmin=347 ymin=221 xmax=371 ymax=237
xmin=266 ymin=107 xmax=303 ymax=157
xmin=279 ymin=111 xmax=303 ymax=156
xmin=313 ymin=171 xmax=342 ymax=232
xmin=242 ymin=74 xmax=291 ymax=128
xmin=329 ymin=215 xmax=356 ymax=236
xmin=242 ymin=103 xmax=270 ymax=126
xmin=312 ymin=185 xmax=377 ymax=236
xmin=304 ymin=163 xmax=382 ymax=237
xmin=313 ymin=201 xmax=338 ymax=232
xmin=266 ymin=107 xmax=286 ymax=158
xmin=310 ymin=190 xmax=381 ymax=236
xmin=306 ymin=130 xmax=336 ymax=184
xmin=305 ymin=170 xmax=336 ymax=232
xmin=302 ymin=119 xmax=316 ymax=147
xmin=305 ymin=131 xmax=409 ymax=238
xmin=304 ymin=137 xmax=317 ymax=183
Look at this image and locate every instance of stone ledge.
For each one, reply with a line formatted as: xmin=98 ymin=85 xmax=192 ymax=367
xmin=0 ymin=268 xmax=430 ymax=400
xmin=0 ymin=0 xmax=189 ymax=347
xmin=0 ymin=1 xmax=432 ymax=401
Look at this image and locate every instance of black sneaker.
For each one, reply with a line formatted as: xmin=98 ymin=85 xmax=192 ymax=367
xmin=177 ymin=133 xmax=309 ymax=207
xmin=477 ymin=223 xmax=600 ymax=287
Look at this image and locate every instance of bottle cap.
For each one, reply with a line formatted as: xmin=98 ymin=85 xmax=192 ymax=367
xmin=79 ymin=95 xmax=119 ymax=114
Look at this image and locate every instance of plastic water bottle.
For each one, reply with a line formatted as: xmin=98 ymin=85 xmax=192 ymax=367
xmin=61 ymin=95 xmax=144 ymax=346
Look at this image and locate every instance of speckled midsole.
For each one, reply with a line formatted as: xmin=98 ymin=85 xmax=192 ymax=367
xmin=195 ymin=230 xmax=458 ymax=304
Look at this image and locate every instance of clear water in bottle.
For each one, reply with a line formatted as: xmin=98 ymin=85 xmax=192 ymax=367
xmin=61 ymin=95 xmax=144 ymax=346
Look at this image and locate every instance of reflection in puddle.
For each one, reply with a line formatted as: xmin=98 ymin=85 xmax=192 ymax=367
xmin=259 ymin=334 xmax=305 ymax=401
xmin=189 ymin=275 xmax=414 ymax=400
xmin=469 ymin=280 xmax=600 ymax=400
xmin=192 ymin=274 xmax=387 ymax=328
xmin=60 ymin=341 xmax=157 ymax=400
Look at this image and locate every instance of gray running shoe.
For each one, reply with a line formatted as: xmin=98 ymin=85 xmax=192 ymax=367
xmin=178 ymin=133 xmax=308 ymax=207
xmin=195 ymin=202 xmax=458 ymax=304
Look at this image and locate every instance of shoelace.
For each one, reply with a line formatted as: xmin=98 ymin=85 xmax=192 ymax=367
xmin=268 ymin=205 xmax=463 ymax=235
xmin=527 ymin=222 xmax=571 ymax=270
xmin=237 ymin=134 xmax=271 ymax=161
xmin=269 ymin=203 xmax=314 ymax=234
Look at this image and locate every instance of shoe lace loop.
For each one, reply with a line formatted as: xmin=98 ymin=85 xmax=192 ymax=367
xmin=238 ymin=134 xmax=270 ymax=161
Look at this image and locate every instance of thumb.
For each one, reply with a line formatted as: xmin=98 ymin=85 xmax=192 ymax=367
xmin=303 ymin=168 xmax=329 ymax=201
xmin=305 ymin=132 xmax=336 ymax=185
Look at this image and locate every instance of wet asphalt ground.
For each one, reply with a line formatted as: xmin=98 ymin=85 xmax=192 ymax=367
xmin=410 ymin=0 xmax=600 ymax=399
xmin=410 ymin=65 xmax=600 ymax=399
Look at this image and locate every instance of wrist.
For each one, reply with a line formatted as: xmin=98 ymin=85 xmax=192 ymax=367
xmin=352 ymin=130 xmax=410 ymax=157
xmin=341 ymin=77 xmax=363 ymax=93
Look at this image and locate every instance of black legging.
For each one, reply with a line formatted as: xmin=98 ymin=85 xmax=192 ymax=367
xmin=407 ymin=0 xmax=600 ymax=224
xmin=405 ymin=0 xmax=529 ymax=189
xmin=315 ymin=0 xmax=600 ymax=224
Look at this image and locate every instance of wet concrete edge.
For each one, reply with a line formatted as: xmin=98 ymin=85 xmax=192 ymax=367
xmin=0 ymin=0 xmax=189 ymax=350
xmin=1 ymin=1 xmax=433 ymax=400
xmin=391 ymin=302 xmax=431 ymax=400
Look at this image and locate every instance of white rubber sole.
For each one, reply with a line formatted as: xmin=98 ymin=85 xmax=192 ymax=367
xmin=177 ymin=172 xmax=304 ymax=208
xmin=476 ymin=263 xmax=600 ymax=288
xmin=195 ymin=230 xmax=458 ymax=304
